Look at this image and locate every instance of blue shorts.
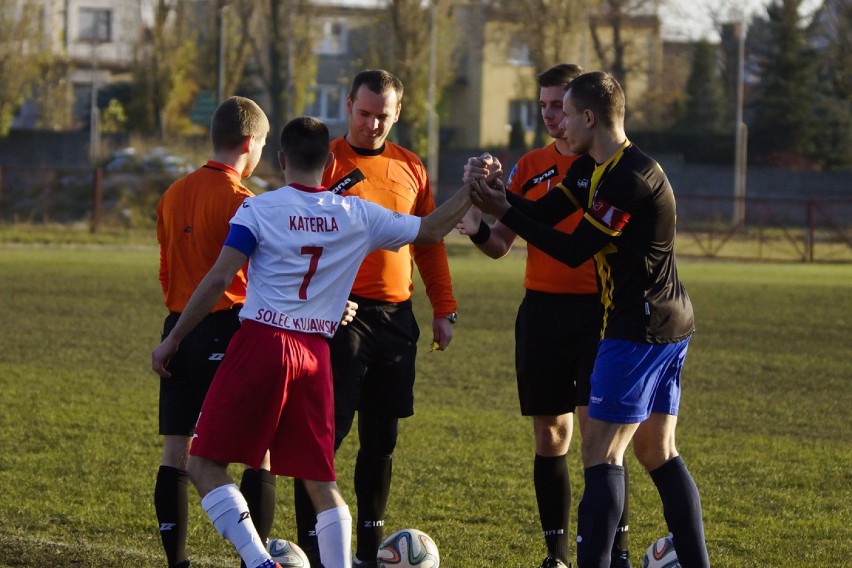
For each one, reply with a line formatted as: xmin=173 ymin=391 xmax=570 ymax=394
xmin=587 ymin=337 xmax=691 ymax=424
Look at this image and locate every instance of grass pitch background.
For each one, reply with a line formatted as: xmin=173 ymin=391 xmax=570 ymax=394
xmin=0 ymin=243 xmax=849 ymax=567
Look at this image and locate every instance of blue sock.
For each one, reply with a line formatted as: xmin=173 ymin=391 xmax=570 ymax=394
xmin=576 ymin=464 xmax=624 ymax=568
xmin=649 ymin=456 xmax=710 ymax=568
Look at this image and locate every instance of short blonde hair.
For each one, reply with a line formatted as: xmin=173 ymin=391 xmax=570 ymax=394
xmin=211 ymin=96 xmax=269 ymax=151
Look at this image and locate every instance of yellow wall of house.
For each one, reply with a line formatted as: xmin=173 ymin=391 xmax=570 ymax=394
xmin=443 ymin=8 xmax=662 ymax=149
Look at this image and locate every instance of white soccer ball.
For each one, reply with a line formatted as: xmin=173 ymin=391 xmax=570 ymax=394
xmin=642 ymin=535 xmax=680 ymax=568
xmin=377 ymin=528 xmax=440 ymax=568
xmin=267 ymin=538 xmax=310 ymax=568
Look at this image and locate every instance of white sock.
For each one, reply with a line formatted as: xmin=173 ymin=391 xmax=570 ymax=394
xmin=315 ymin=505 xmax=353 ymax=568
xmin=201 ymin=484 xmax=271 ymax=568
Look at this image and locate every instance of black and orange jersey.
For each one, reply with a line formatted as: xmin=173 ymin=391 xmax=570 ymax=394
xmin=156 ymin=161 xmax=253 ymax=313
xmin=505 ymin=142 xmax=598 ymax=295
xmin=323 ymin=137 xmax=456 ymax=317
xmin=500 ymin=143 xmax=694 ymax=342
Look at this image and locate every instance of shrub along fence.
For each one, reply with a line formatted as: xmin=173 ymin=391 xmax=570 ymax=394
xmin=1 ymin=164 xmax=850 ymax=263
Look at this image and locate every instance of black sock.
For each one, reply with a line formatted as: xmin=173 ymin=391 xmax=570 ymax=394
xmin=612 ymin=460 xmax=630 ymax=557
xmin=576 ymin=464 xmax=624 ymax=568
xmin=354 ymin=450 xmax=393 ymax=561
xmin=294 ymin=478 xmax=323 ymax=568
xmin=154 ymin=465 xmax=189 ymax=568
xmin=649 ymin=456 xmax=709 ymax=568
xmin=239 ymin=468 xmax=277 ymax=568
xmin=534 ymin=453 xmax=571 ymax=562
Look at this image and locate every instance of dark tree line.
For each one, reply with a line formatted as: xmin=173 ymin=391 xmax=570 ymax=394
xmin=676 ymin=0 xmax=851 ymax=168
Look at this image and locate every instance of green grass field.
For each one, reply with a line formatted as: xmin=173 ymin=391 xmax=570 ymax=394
xmin=0 ymin=243 xmax=850 ymax=567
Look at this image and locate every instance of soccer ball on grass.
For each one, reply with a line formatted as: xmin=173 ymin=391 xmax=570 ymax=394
xmin=377 ymin=528 xmax=440 ymax=568
xmin=267 ymin=538 xmax=310 ymax=568
xmin=642 ymin=535 xmax=680 ymax=568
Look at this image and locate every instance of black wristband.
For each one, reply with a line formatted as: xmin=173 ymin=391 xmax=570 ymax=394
xmin=469 ymin=220 xmax=491 ymax=244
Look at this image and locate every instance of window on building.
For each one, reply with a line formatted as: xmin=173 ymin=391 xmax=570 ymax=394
xmin=306 ymin=84 xmax=346 ymax=123
xmin=509 ymin=99 xmax=537 ymax=133
xmin=315 ymin=19 xmax=347 ymax=55
xmin=79 ymin=8 xmax=112 ymax=42
xmin=507 ymin=37 xmax=531 ymax=66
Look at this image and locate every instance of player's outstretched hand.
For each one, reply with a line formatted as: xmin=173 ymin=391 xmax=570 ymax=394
xmin=152 ymin=338 xmax=179 ymax=378
xmin=462 ymin=153 xmax=503 ymax=184
xmin=471 ymin=177 xmax=510 ymax=218
xmin=340 ymin=299 xmax=358 ymax=326
xmin=456 ymin=205 xmax=482 ymax=236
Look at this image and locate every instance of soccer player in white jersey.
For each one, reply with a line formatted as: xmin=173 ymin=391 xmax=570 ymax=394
xmin=151 ymin=116 xmax=472 ymax=568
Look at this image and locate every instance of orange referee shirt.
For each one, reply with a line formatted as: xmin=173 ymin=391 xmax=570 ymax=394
xmin=505 ymin=142 xmax=598 ymax=294
xmin=323 ymin=137 xmax=457 ymax=316
xmin=156 ymin=161 xmax=253 ymax=313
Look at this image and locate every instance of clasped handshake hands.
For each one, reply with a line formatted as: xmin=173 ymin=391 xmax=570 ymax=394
xmin=461 ymin=153 xmax=512 ymax=222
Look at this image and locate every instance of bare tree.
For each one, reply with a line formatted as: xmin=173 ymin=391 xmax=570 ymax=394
xmin=487 ymin=0 xmax=659 ymax=94
xmin=363 ymin=0 xmax=460 ymax=154
xmin=810 ymin=0 xmax=852 ymax=166
xmin=186 ymin=0 xmax=256 ymax=103
xmin=486 ymin=0 xmax=586 ymax=144
xmin=32 ymin=56 xmax=75 ymax=131
xmin=211 ymin=0 xmax=259 ymax=97
xmin=0 ymin=1 xmax=45 ymax=135
xmin=233 ymin=0 xmax=317 ymax=142
xmin=486 ymin=0 xmax=586 ymax=71
xmin=129 ymin=0 xmax=202 ymax=136
xmin=813 ymin=0 xmax=851 ymax=102
xmin=588 ymin=0 xmax=660 ymax=91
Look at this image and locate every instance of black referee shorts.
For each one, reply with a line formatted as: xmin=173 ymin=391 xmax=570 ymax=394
xmin=158 ymin=306 xmax=242 ymax=436
xmin=329 ymin=295 xmax=420 ymax=421
xmin=515 ymin=290 xmax=602 ymax=416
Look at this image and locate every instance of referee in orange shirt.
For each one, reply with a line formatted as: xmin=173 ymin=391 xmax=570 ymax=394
xmin=293 ymin=69 xmax=458 ymax=568
xmin=154 ymin=96 xmax=271 ymax=568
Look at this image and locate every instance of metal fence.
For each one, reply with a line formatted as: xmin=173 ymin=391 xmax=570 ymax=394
xmin=675 ymin=194 xmax=852 ymax=263
xmin=0 ymin=164 xmax=171 ymax=232
xmin=1 ymin=165 xmax=850 ymax=263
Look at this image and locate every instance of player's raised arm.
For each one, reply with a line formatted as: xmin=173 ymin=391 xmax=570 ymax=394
xmin=413 ymin=183 xmax=473 ymax=244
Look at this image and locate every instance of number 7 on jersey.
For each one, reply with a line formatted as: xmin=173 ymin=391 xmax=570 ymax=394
xmin=298 ymin=246 xmax=323 ymax=300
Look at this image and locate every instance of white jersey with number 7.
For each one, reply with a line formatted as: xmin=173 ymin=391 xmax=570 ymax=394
xmin=230 ymin=184 xmax=421 ymax=338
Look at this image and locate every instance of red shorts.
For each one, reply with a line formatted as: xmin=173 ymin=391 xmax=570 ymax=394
xmin=189 ymin=319 xmax=336 ymax=481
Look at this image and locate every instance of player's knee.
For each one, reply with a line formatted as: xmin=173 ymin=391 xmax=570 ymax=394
xmin=534 ymin=431 xmax=571 ymax=455
xmin=161 ymin=435 xmax=191 ymax=469
xmin=633 ymin=418 xmax=678 ymax=470
xmin=533 ymin=415 xmax=572 ymax=455
xmin=358 ymin=412 xmax=399 ymax=456
xmin=185 ymin=456 xmax=221 ymax=494
xmin=304 ymin=480 xmax=346 ymax=512
xmin=633 ymin=442 xmax=677 ymax=471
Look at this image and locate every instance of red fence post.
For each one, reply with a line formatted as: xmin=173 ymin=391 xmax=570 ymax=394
xmin=806 ymin=200 xmax=815 ymax=263
xmin=90 ymin=167 xmax=104 ymax=233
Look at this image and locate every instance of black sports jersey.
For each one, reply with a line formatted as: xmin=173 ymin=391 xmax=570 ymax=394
xmin=500 ymin=143 xmax=694 ymax=343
